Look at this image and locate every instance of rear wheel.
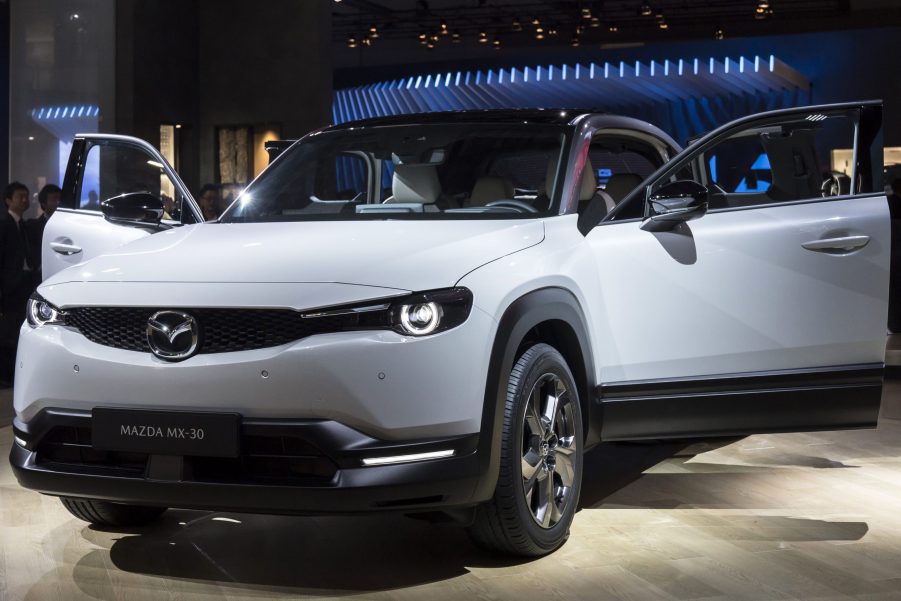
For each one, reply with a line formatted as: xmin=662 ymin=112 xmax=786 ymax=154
xmin=60 ymin=497 xmax=167 ymax=527
xmin=468 ymin=343 xmax=583 ymax=556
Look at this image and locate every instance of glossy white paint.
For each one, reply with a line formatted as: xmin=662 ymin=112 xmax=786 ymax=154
xmin=587 ymin=196 xmax=891 ymax=382
xmin=15 ymin=110 xmax=893 ymax=446
xmin=14 ymin=305 xmax=496 ymax=440
xmin=41 ymin=219 xmax=544 ymax=293
xmin=41 ymin=210 xmax=149 ymax=281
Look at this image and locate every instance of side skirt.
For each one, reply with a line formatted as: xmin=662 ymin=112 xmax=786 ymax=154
xmin=598 ymin=364 xmax=884 ymax=441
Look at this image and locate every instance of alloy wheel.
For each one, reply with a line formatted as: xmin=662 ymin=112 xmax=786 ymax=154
xmin=520 ymin=372 xmax=578 ymax=528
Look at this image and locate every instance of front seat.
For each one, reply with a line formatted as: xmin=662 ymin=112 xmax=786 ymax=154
xmin=465 ymin=176 xmax=514 ymax=207
xmin=604 ymin=173 xmax=644 ymax=204
xmin=390 ymin=164 xmax=442 ymax=205
xmin=577 ymin=161 xmax=616 ymax=233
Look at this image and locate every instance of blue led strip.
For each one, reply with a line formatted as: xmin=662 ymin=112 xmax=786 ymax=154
xmin=332 ymin=55 xmax=810 ymax=144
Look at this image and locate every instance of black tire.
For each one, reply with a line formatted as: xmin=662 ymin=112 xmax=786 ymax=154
xmin=468 ymin=343 xmax=583 ymax=556
xmin=60 ymin=497 xmax=167 ymax=527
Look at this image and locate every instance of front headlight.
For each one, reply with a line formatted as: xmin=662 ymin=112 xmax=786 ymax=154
xmin=301 ymin=287 xmax=473 ymax=337
xmin=391 ymin=288 xmax=471 ymax=336
xmin=26 ymin=294 xmax=65 ymax=327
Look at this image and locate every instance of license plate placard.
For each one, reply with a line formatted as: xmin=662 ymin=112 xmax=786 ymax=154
xmin=92 ymin=408 xmax=240 ymax=457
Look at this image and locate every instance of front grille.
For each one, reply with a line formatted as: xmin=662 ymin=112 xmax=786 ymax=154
xmin=63 ymin=307 xmax=380 ymax=354
xmin=34 ymin=426 xmax=338 ymax=485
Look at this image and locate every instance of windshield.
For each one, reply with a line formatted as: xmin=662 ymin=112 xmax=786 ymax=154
xmin=220 ymin=123 xmax=568 ymax=222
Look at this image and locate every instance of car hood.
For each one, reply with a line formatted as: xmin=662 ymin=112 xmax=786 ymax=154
xmin=40 ymin=220 xmax=544 ymax=308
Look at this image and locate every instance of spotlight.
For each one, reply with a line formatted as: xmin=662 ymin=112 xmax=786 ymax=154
xmin=479 ymin=30 xmax=488 ymax=43
xmin=581 ymin=7 xmax=592 ymax=19
xmin=419 ymin=31 xmax=427 ymax=41
xmin=608 ymin=23 xmax=619 ymax=32
xmin=430 ymin=32 xmax=439 ymax=42
xmin=548 ymin=27 xmax=558 ymax=36
xmin=347 ymin=35 xmax=357 ymax=48
xmin=714 ymin=26 xmax=725 ymax=40
xmin=362 ymin=35 xmax=372 ymax=46
xmin=571 ymin=34 xmax=580 ymax=47
xmin=440 ymin=20 xmax=449 ymax=34
xmin=427 ymin=40 xmax=435 ymax=49
xmin=493 ymin=36 xmax=501 ymax=49
xmin=640 ymin=3 xmax=653 ymax=17
xmin=369 ymin=24 xmax=379 ymax=38
xmin=531 ymin=16 xmax=540 ymax=25
xmin=535 ymin=30 xmax=545 ymax=40
xmin=576 ymin=24 xmax=585 ymax=34
xmin=658 ymin=20 xmax=668 ymax=29
xmin=590 ymin=15 xmax=600 ymax=27
xmin=512 ymin=18 xmax=522 ymax=31
xmin=758 ymin=0 xmax=770 ymax=7
xmin=451 ymin=30 xmax=461 ymax=42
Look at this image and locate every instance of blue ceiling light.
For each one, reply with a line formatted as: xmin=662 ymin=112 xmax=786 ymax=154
xmin=332 ymin=54 xmax=810 ymax=144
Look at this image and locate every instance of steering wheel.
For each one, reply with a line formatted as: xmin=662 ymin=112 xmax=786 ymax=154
xmin=821 ymin=174 xmax=841 ymax=198
xmin=485 ymin=200 xmax=539 ymax=214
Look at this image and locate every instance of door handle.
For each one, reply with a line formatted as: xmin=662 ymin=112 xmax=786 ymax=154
xmin=50 ymin=239 xmax=83 ymax=255
xmin=801 ymin=235 xmax=870 ymax=253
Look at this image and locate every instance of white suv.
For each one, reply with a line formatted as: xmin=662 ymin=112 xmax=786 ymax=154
xmin=10 ymin=103 xmax=889 ymax=556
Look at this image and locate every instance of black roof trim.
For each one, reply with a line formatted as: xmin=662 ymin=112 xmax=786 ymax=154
xmin=326 ymin=108 xmax=601 ymax=130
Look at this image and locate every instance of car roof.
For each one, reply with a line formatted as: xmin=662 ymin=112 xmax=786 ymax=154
xmin=326 ymin=109 xmax=597 ymax=130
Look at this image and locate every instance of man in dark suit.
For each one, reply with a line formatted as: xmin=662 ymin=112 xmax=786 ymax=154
xmin=25 ymin=184 xmax=61 ymax=282
xmin=0 ymin=182 xmax=36 ymax=385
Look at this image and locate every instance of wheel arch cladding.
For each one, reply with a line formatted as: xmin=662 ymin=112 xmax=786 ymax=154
xmin=473 ymin=287 xmax=597 ymax=502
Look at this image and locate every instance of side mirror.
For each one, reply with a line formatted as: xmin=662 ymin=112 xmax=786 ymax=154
xmin=640 ymin=180 xmax=709 ymax=232
xmin=101 ymin=191 xmax=165 ymax=227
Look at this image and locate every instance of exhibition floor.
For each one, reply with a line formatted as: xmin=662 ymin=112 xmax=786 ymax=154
xmin=2 ymin=382 xmax=901 ymax=600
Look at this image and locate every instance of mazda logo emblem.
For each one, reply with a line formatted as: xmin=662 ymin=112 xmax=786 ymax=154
xmin=146 ymin=311 xmax=199 ymax=361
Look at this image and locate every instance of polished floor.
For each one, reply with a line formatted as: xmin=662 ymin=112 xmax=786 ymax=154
xmin=3 ymin=384 xmax=901 ymax=601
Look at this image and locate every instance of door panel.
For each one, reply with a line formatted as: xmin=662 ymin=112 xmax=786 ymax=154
xmin=588 ymin=101 xmax=889 ymax=438
xmin=42 ymin=134 xmax=200 ymax=281
xmin=591 ymin=195 xmax=889 ymax=383
xmin=42 ymin=210 xmax=150 ymax=280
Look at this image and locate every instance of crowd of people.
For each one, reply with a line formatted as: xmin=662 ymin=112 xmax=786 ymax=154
xmin=0 ymin=182 xmax=60 ymax=387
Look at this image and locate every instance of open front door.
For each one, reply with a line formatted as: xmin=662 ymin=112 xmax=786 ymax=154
xmin=42 ymin=134 xmax=201 ymax=280
xmin=588 ymin=101 xmax=888 ymax=440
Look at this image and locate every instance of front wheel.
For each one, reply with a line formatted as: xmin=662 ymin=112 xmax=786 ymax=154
xmin=468 ymin=343 xmax=583 ymax=556
xmin=60 ymin=497 xmax=167 ymax=527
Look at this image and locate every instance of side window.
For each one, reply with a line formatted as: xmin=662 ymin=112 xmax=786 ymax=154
xmin=588 ymin=137 xmax=665 ymax=210
xmin=664 ymin=112 xmax=858 ymax=210
xmin=320 ymin=152 xmax=369 ymax=202
xmin=78 ymin=142 xmax=196 ymax=223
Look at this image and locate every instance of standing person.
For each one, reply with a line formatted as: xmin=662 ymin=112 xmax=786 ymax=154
xmin=26 ymin=184 xmax=61 ymax=281
xmin=198 ymin=184 xmax=222 ymax=221
xmin=0 ymin=182 xmax=36 ymax=386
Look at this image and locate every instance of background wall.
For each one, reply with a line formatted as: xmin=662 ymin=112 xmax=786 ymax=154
xmin=8 ymin=0 xmax=116 ymax=205
xmin=0 ymin=0 xmax=8 ymax=187
xmin=115 ymin=0 xmax=332 ymax=192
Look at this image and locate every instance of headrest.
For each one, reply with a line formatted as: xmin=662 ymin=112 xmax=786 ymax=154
xmin=392 ymin=164 xmax=441 ymax=204
xmin=605 ymin=173 xmax=644 ymax=203
xmin=468 ymin=176 xmax=514 ymax=207
xmin=580 ymin=161 xmax=598 ymax=202
xmin=541 ymin=160 xmax=558 ymax=196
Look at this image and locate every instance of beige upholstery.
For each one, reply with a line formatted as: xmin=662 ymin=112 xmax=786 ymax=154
xmin=467 ymin=176 xmax=514 ymax=207
xmin=579 ymin=162 xmax=597 ymax=201
xmin=580 ymin=161 xmax=615 ymax=214
xmin=391 ymin=165 xmax=441 ymax=204
xmin=605 ymin=173 xmax=644 ymax=203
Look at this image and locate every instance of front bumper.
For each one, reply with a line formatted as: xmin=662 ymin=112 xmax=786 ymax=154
xmin=15 ymin=304 xmax=495 ymax=441
xmin=10 ymin=409 xmax=485 ymax=514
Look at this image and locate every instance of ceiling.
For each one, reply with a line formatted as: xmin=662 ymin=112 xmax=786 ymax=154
xmin=333 ymin=0 xmax=900 ymax=48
